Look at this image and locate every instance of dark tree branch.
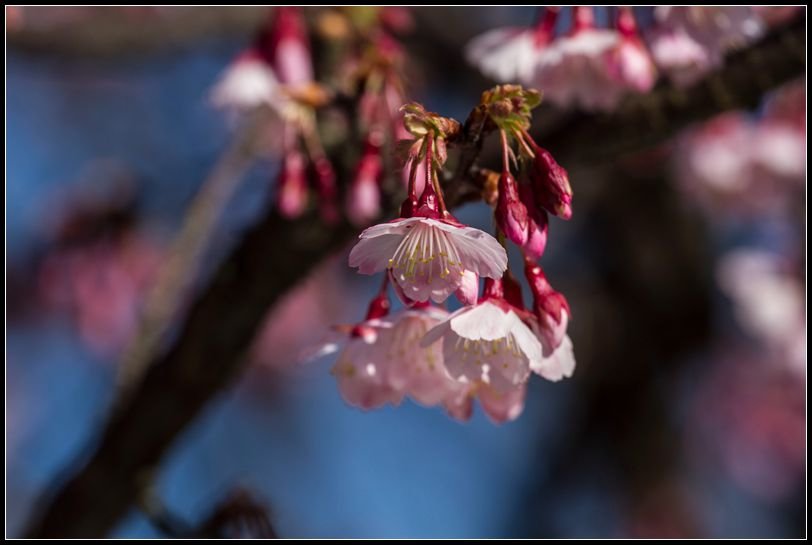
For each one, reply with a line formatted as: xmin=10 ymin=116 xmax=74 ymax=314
xmin=23 ymin=19 xmax=805 ymax=538
xmin=7 ymin=7 xmax=268 ymax=58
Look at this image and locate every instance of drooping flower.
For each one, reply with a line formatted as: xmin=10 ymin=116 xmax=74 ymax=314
xmin=605 ymin=7 xmax=657 ymax=95
xmin=382 ymin=305 xmax=460 ymax=406
xmin=465 ymin=7 xmax=560 ymax=85
xmin=254 ymin=6 xmax=314 ymax=88
xmin=651 ymin=6 xmax=764 ymax=86
xmin=443 ymin=381 xmax=527 ymax=424
xmin=524 ymin=259 xmax=576 ymax=382
xmin=648 ymin=26 xmax=712 ymax=88
xmin=532 ymin=7 xmax=621 ymax=111
xmin=210 ymin=49 xmax=283 ymax=112
xmin=346 ymin=137 xmax=383 ymax=226
xmin=349 ymin=216 xmax=507 ymax=303
xmin=421 ymin=278 xmax=540 ymax=392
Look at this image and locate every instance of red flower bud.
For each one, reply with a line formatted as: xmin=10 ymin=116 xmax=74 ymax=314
xmin=524 ymin=258 xmax=570 ymax=350
xmin=347 ymin=140 xmax=382 ymax=226
xmin=519 ymin=183 xmax=549 ymax=260
xmin=496 ymin=171 xmax=529 ymax=245
xmin=530 ymin=145 xmax=572 ymax=220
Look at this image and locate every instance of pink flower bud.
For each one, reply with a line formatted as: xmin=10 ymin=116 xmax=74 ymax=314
xmin=524 ymin=259 xmax=570 ymax=350
xmin=530 ymin=145 xmax=572 ymax=220
xmin=519 ymin=184 xmax=549 ymax=260
xmin=347 ymin=143 xmax=382 ymax=226
xmin=454 ymin=270 xmax=479 ymax=305
xmin=277 ymin=151 xmax=308 ymax=218
xmin=313 ymin=157 xmax=339 ymax=225
xmin=263 ymin=7 xmax=313 ymax=85
xmin=496 ymin=171 xmax=529 ymax=245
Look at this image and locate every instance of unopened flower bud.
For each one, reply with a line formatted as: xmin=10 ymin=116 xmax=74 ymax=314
xmin=277 ymin=151 xmax=308 ymax=218
xmin=530 ymin=145 xmax=572 ymax=220
xmin=496 ymin=171 xmax=529 ymax=245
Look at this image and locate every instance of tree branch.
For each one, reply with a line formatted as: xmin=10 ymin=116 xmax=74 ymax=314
xmin=23 ymin=18 xmax=805 ymax=538
xmin=7 ymin=7 xmax=267 ymax=58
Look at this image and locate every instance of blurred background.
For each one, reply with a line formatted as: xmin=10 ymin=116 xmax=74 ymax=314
xmin=5 ymin=6 xmax=806 ymax=538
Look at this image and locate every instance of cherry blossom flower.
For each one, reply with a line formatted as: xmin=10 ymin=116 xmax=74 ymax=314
xmin=210 ymin=49 xmax=282 ymax=112
xmin=533 ymin=7 xmax=620 ymax=111
xmin=524 ymin=259 xmax=576 ymax=381
xmin=382 ymin=306 xmax=458 ymax=406
xmin=605 ymin=7 xmax=657 ymax=95
xmin=443 ymin=381 xmax=527 ymax=424
xmin=465 ymin=7 xmax=560 ymax=85
xmin=421 ymin=279 xmax=540 ymax=392
xmin=651 ymin=7 xmax=764 ymax=86
xmin=675 ymin=110 xmax=805 ymax=216
xmin=349 ymin=217 xmax=507 ymax=303
xmin=648 ymin=26 xmax=712 ymax=88
xmin=717 ymin=250 xmax=805 ymax=375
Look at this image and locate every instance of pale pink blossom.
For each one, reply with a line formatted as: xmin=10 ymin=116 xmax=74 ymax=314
xmin=421 ymin=299 xmax=540 ymax=392
xmin=675 ymin=111 xmax=806 ymax=215
xmin=261 ymin=6 xmax=313 ymax=86
xmin=652 ymin=7 xmax=764 ymax=86
xmin=348 ymin=217 xmax=507 ymax=303
xmin=606 ymin=36 xmax=657 ymax=94
xmin=531 ymin=7 xmax=621 ymax=111
xmin=465 ymin=8 xmax=559 ymax=86
xmin=210 ymin=51 xmax=282 ymax=112
xmin=330 ymin=323 xmax=404 ymax=410
xmin=530 ymin=324 xmax=576 ymax=382
xmin=534 ymin=29 xmax=620 ymax=110
xmin=443 ymin=381 xmax=527 ymax=424
xmin=656 ymin=7 xmax=764 ymax=54
xmin=604 ymin=7 xmax=657 ymax=96
xmin=466 ymin=27 xmax=541 ymax=85
xmin=648 ymin=26 xmax=712 ymax=88
xmin=382 ymin=307 xmax=459 ymax=406
xmin=717 ymin=250 xmax=805 ymax=375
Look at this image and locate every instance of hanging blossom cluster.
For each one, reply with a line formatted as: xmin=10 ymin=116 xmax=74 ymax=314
xmin=466 ymin=6 xmax=770 ymax=111
xmin=210 ymin=7 xmax=411 ymax=225
xmin=318 ymin=86 xmax=575 ymax=423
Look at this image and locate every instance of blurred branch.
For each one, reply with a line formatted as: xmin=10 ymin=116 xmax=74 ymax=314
xmin=7 ymin=7 xmax=267 ymax=58
xmin=115 ymin=108 xmax=273 ymax=399
xmin=23 ymin=19 xmax=805 ymax=538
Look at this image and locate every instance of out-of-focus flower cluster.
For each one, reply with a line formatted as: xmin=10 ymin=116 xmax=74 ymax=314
xmin=211 ymin=7 xmax=414 ymax=226
xmin=674 ymin=79 xmax=805 ymax=505
xmin=466 ymin=6 xmax=796 ymax=111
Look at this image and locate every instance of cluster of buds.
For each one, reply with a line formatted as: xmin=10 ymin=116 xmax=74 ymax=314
xmin=466 ymin=6 xmax=771 ymax=111
xmin=211 ymin=7 xmax=412 ymax=226
xmin=320 ymin=85 xmax=575 ymax=423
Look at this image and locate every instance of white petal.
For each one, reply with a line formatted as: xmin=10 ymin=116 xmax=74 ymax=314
xmin=448 ymin=302 xmax=514 ymax=341
xmin=357 ymin=217 xmax=420 ymax=238
xmin=531 ymin=334 xmax=576 ymax=381
xmin=348 ymin=234 xmax=404 ymax=275
xmin=449 ymin=226 xmax=508 ymax=279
